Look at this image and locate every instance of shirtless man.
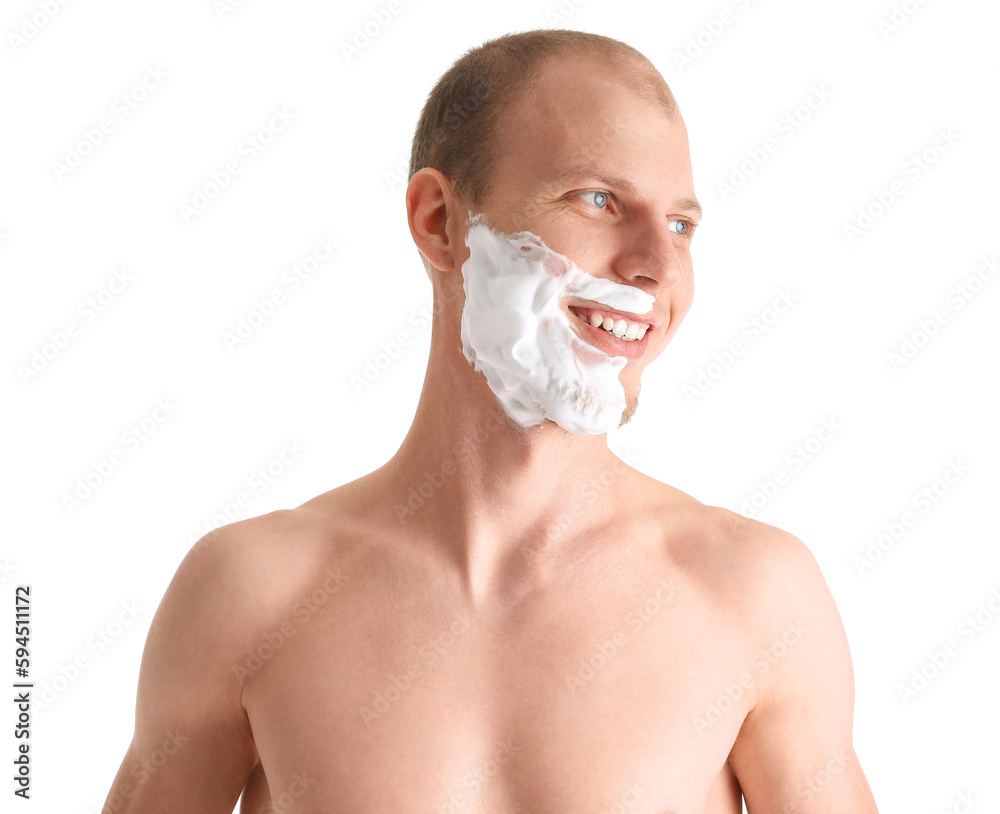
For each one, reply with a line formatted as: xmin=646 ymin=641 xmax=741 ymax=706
xmin=103 ymin=30 xmax=879 ymax=814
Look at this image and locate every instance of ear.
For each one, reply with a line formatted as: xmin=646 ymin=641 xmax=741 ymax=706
xmin=406 ymin=168 xmax=463 ymax=273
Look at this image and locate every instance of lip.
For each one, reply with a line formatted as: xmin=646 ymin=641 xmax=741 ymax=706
xmin=565 ymin=302 xmax=660 ymax=361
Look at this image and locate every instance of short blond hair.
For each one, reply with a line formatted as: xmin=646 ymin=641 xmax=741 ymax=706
xmin=409 ymin=29 xmax=678 ymax=208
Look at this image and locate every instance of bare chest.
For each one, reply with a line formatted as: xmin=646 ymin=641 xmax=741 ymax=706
xmin=241 ymin=568 xmax=752 ymax=813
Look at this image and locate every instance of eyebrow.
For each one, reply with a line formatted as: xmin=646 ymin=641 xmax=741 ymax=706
xmin=673 ymin=196 xmax=703 ymax=220
xmin=551 ymin=167 xmax=703 ymax=220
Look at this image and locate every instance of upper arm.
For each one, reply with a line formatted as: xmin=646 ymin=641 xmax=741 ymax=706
xmin=728 ymin=527 xmax=879 ymax=814
xmin=103 ymin=527 xmax=262 ymax=814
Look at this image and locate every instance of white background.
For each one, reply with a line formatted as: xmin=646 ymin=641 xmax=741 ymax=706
xmin=2 ymin=0 xmax=998 ymax=811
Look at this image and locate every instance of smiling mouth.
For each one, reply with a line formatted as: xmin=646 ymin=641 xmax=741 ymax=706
xmin=568 ymin=306 xmax=650 ymax=342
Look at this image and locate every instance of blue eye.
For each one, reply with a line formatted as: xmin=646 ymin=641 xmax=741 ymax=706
xmin=669 ymin=219 xmax=690 ymax=236
xmin=580 ymin=191 xmax=609 ymax=209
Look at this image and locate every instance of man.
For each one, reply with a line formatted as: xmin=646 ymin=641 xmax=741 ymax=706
xmin=103 ymin=30 xmax=879 ymax=814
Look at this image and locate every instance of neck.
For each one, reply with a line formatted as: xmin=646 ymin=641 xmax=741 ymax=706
xmin=375 ymin=331 xmax=636 ymax=603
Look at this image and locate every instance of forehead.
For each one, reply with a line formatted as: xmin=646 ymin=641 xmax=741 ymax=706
xmin=495 ymin=54 xmax=691 ymax=195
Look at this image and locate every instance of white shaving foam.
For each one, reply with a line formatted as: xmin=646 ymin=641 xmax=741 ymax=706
xmin=459 ymin=214 xmax=654 ymax=435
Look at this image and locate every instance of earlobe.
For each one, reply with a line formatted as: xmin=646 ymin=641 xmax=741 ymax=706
xmin=406 ymin=168 xmax=458 ymax=273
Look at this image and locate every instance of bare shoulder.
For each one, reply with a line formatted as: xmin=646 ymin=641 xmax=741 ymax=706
xmin=703 ymin=506 xmax=832 ymax=600
xmin=703 ymin=507 xmax=845 ymax=640
xmin=668 ymin=500 xmax=860 ymax=743
xmin=634 ymin=475 xmax=843 ymax=647
xmin=102 ymin=504 xmax=358 ymax=813
xmin=653 ymin=508 xmax=876 ymax=806
xmin=181 ymin=502 xmax=357 ymax=639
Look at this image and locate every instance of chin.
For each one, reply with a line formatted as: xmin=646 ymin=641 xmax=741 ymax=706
xmin=618 ymin=382 xmax=641 ymax=427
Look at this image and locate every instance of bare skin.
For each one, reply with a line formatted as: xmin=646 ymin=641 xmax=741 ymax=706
xmin=103 ymin=53 xmax=879 ymax=814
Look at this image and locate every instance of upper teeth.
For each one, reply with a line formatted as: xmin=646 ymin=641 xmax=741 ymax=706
xmin=576 ymin=310 xmax=649 ymax=341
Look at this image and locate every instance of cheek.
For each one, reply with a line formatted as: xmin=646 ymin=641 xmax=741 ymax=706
xmin=524 ymin=210 xmax=594 ymax=261
xmin=674 ymin=262 xmax=695 ymax=318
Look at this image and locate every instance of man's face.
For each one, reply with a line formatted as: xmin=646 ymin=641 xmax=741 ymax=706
xmin=453 ymin=54 xmax=700 ymax=423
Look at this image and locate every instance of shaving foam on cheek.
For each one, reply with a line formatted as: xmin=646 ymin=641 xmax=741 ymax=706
xmin=459 ymin=214 xmax=654 ymax=436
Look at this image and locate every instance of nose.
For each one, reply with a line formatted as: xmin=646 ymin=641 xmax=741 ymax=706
xmin=612 ymin=216 xmax=686 ymax=291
